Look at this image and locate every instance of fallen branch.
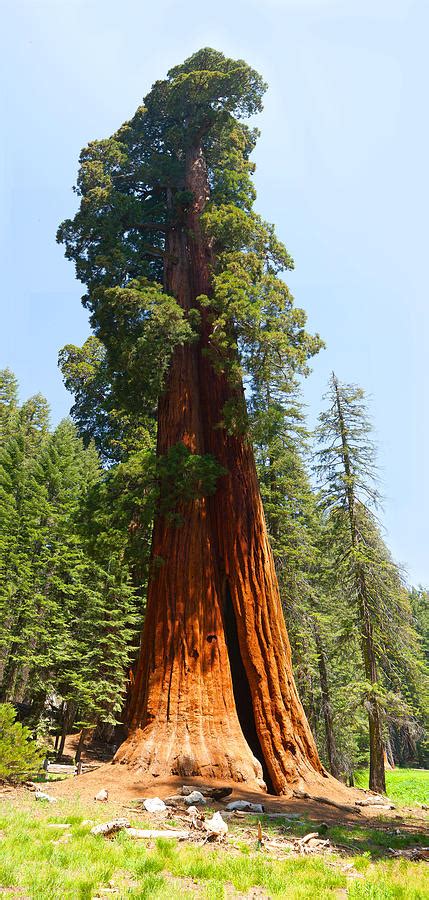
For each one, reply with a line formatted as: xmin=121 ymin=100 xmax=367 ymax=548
xmin=91 ymin=818 xmax=130 ymax=836
xmin=126 ymin=828 xmax=190 ymax=840
xmin=293 ymin=790 xmax=361 ymax=816
xmin=90 ymin=819 xmax=190 ymax=840
xmin=389 ymin=846 xmax=429 ymax=861
xmin=356 ymin=796 xmax=395 ymax=810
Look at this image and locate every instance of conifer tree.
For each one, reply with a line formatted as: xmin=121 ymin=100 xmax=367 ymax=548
xmin=0 ymin=369 xmax=19 ymax=439
xmin=315 ymin=374 xmax=387 ymax=791
xmin=0 ymin=390 xmax=50 ymax=698
xmin=315 ymin=373 xmax=428 ymax=791
xmin=0 ymin=379 xmax=140 ymax=749
xmin=57 ymin=48 xmax=332 ymax=794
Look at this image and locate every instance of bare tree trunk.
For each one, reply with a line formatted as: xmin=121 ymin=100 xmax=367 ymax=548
xmin=57 ymin=702 xmax=76 ymax=759
xmin=75 ymin=727 xmax=90 ymax=764
xmin=313 ymin=624 xmax=341 ymax=779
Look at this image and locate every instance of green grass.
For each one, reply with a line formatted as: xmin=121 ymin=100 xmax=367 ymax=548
xmin=354 ymin=768 xmax=429 ymax=806
xmin=0 ymin=795 xmax=428 ymax=899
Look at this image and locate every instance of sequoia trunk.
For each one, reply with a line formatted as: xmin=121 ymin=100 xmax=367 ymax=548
xmin=116 ymin=142 xmax=327 ymax=794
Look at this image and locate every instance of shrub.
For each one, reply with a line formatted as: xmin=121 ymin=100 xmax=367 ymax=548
xmin=0 ymin=703 xmax=44 ymax=782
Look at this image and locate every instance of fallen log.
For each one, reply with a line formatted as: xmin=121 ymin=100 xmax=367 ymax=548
xmin=389 ymin=846 xmax=429 ymax=861
xmin=293 ymin=790 xmax=361 ymax=816
xmin=299 ymin=831 xmax=320 ymax=845
xmin=46 ymin=764 xmax=76 ymax=775
xmin=90 ymin=819 xmax=190 ymax=840
xmin=126 ymin=828 xmax=190 ymax=840
xmin=225 ymin=800 xmax=264 ymax=813
xmin=91 ymin=819 xmax=130 ymax=836
xmin=356 ymin=796 xmax=395 ymax=809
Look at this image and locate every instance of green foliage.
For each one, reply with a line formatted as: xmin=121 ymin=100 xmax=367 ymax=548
xmin=314 ymin=374 xmax=429 ymax=778
xmin=57 ymin=48 xmax=321 ymax=455
xmin=0 ymin=374 xmax=141 ymax=734
xmin=0 ymin=703 xmax=43 ymax=782
xmin=251 ymin=366 xmax=428 ymax=779
xmin=157 ymin=443 xmax=225 ymax=519
xmin=355 ymin=766 xmax=429 ymax=806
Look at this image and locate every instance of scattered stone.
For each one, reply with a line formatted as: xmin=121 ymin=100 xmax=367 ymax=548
xmin=204 ymin=811 xmax=228 ymax=838
xmin=183 ymin=790 xmax=206 ymax=806
xmin=186 ymin=805 xmax=199 ymax=817
xmin=94 ymin=789 xmax=109 ymax=802
xmin=225 ymin=800 xmax=264 ymax=813
xmin=143 ymin=797 xmax=166 ymax=813
xmin=164 ymin=795 xmax=185 ymax=806
xmin=35 ymin=790 xmax=57 ymax=803
xmin=186 ymin=805 xmax=205 ymax=829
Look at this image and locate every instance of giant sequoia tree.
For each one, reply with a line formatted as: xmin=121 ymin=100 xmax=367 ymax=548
xmin=58 ymin=49 xmax=330 ymax=794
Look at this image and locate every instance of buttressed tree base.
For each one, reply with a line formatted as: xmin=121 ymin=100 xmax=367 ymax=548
xmin=59 ymin=49 xmax=339 ymax=795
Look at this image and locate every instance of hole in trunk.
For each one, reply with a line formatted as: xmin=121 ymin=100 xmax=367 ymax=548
xmin=223 ymin=581 xmax=274 ymax=793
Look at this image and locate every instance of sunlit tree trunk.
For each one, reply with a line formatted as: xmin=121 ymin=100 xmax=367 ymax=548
xmin=116 ymin=141 xmax=326 ymax=794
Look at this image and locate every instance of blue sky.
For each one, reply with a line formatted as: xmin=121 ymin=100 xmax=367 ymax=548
xmin=1 ymin=0 xmax=427 ymax=585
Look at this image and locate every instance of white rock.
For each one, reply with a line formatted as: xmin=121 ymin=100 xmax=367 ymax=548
xmin=143 ymin=797 xmax=166 ymax=813
xmin=181 ymin=785 xmax=199 ymax=796
xmin=204 ymin=811 xmax=228 ymax=836
xmin=35 ymin=790 xmax=57 ymax=803
xmin=186 ymin=805 xmax=199 ymax=817
xmin=225 ymin=800 xmax=264 ymax=813
xmin=94 ymin=789 xmax=109 ymax=802
xmin=184 ymin=790 xmax=206 ymax=806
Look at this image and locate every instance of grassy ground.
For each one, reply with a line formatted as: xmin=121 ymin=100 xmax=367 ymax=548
xmin=354 ymin=768 xmax=429 ymax=806
xmin=0 ymin=790 xmax=428 ymax=899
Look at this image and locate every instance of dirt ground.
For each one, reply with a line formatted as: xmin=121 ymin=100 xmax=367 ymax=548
xmin=44 ymin=734 xmax=429 ymax=835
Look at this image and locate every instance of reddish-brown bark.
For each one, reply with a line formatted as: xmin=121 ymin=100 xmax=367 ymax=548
xmin=116 ymin=142 xmax=327 ymax=794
